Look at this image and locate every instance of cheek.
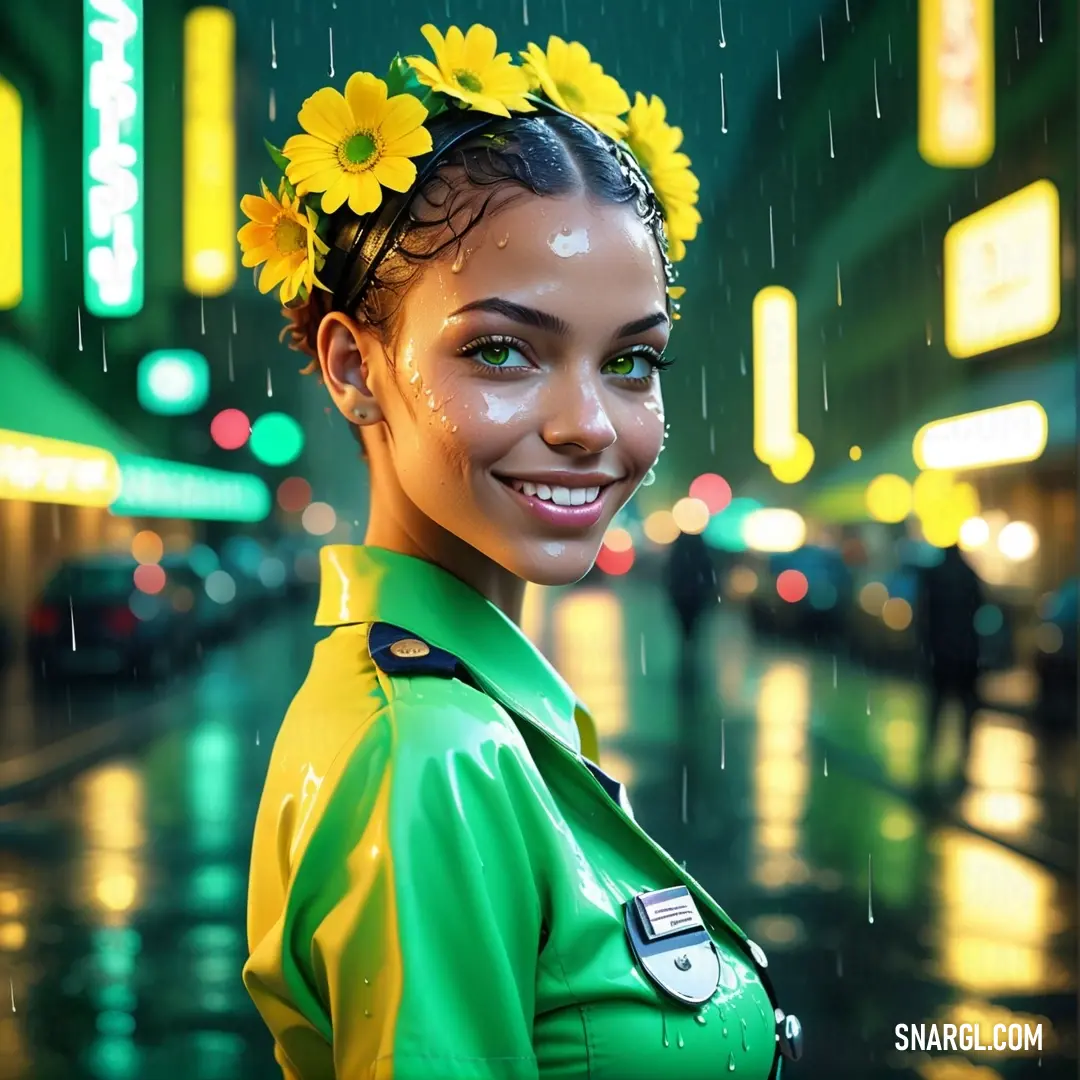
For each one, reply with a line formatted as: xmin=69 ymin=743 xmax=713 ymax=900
xmin=621 ymin=389 xmax=667 ymax=462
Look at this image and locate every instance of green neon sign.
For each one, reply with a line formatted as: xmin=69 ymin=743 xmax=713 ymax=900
xmin=137 ymin=350 xmax=209 ymax=415
xmin=111 ymin=455 xmax=270 ymax=522
xmin=84 ymin=0 xmax=144 ymax=317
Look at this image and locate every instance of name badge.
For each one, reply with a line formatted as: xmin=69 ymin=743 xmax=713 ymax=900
xmin=624 ymin=886 xmax=720 ymax=1006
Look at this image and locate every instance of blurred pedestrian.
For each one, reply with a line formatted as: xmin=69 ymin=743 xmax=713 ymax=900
xmin=664 ymin=531 xmax=717 ymax=663
xmin=917 ymin=544 xmax=984 ymax=789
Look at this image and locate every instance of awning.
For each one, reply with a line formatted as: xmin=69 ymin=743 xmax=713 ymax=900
xmin=798 ymin=354 xmax=1076 ymax=519
xmin=0 ymin=338 xmax=149 ymax=457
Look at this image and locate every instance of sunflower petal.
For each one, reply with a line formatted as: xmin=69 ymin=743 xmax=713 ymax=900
xmin=345 ymin=71 xmax=389 ymax=126
xmin=346 ymin=170 xmax=383 ymax=216
xmin=419 ymin=24 xmax=448 ymax=62
xmin=372 ymin=155 xmax=417 ymax=192
xmin=241 ymin=240 xmax=281 ymax=268
xmin=237 ymin=221 xmax=273 ymax=248
xmin=381 ymin=125 xmax=434 ymax=160
xmin=442 ymin=25 xmax=466 ymax=63
xmin=405 ymin=54 xmax=444 ymax=88
xmin=378 ymin=93 xmax=429 ymax=143
xmin=297 ymin=87 xmax=353 ymax=144
xmin=258 ymin=257 xmax=290 ymax=294
xmin=240 ymin=195 xmax=277 ymax=226
xmin=463 ymin=23 xmax=498 ymax=68
xmin=320 ymin=174 xmax=351 ymax=215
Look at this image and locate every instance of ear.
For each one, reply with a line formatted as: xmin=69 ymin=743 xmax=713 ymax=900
xmin=316 ymin=311 xmax=387 ymax=427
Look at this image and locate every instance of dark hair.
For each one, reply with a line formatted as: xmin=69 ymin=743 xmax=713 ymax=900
xmin=282 ymin=111 xmax=670 ymax=372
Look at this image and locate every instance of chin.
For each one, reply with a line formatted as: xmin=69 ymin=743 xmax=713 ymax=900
xmin=503 ymin=539 xmax=603 ymax=588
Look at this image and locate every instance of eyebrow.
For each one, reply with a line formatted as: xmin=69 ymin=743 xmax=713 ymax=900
xmin=448 ymin=297 xmax=669 ymax=339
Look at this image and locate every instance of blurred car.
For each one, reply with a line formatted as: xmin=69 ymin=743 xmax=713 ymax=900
xmin=27 ymin=554 xmax=199 ymax=680
xmin=747 ymin=546 xmax=853 ymax=643
xmin=1034 ymin=578 xmax=1077 ymax=731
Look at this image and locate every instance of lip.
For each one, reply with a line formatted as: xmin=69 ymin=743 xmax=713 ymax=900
xmin=494 ymin=470 xmax=623 ymax=486
xmin=496 ymin=476 xmax=617 ymax=530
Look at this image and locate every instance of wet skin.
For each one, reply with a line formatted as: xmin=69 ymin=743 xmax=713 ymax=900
xmin=317 ymin=189 xmax=670 ymax=616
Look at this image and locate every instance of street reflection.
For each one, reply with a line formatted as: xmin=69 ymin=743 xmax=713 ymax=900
xmin=76 ymin=765 xmax=146 ymax=921
xmin=752 ymin=660 xmax=810 ymax=890
xmin=935 ymin=830 xmax=1067 ymax=995
xmin=960 ymin=717 xmax=1042 ymax=838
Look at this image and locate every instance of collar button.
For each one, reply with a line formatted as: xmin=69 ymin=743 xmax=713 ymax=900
xmin=390 ymin=638 xmax=431 ymax=659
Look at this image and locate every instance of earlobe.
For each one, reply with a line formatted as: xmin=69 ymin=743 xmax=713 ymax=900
xmin=316 ymin=311 xmax=385 ymax=426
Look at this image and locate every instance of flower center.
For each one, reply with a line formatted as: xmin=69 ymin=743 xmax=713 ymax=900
xmin=453 ymin=69 xmax=483 ymax=93
xmin=556 ymin=81 xmax=584 ymax=109
xmin=343 ymin=131 xmax=378 ymax=166
xmin=274 ymin=216 xmax=307 ymax=254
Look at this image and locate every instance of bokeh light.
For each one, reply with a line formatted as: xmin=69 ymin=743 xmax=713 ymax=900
xmin=998 ymin=521 xmax=1038 ymax=561
xmin=727 ymin=565 xmax=759 ymax=597
xmin=1036 ymin=623 xmax=1063 ymax=654
xmin=595 ymin=544 xmax=634 ymax=576
xmin=602 ymin=527 xmax=633 ymax=553
xmin=188 ymin=543 xmax=219 ymax=578
xmin=131 ymin=530 xmax=163 ymax=565
xmin=643 ymin=510 xmax=680 ymax=545
xmin=808 ymin=579 xmax=838 ymax=611
xmin=133 ymin=563 xmax=166 ymax=595
xmin=128 ymin=592 xmax=159 ymax=621
xmin=302 ymin=501 xmax=337 ymax=536
xmin=205 ymin=570 xmax=236 ymax=604
xmin=776 ymin=569 xmax=809 ymax=603
xmin=769 ymin=433 xmax=815 ymax=484
xmin=881 ymin=597 xmax=913 ymax=631
xmin=250 ymin=412 xmax=305 ymax=466
xmin=865 ymin=474 xmax=912 ymax=523
xmin=974 ymin=604 xmax=1004 ymax=636
xmin=276 ymin=476 xmax=312 ymax=513
xmin=171 ymin=586 xmax=195 ymax=613
xmin=849 ymin=445 xmax=862 ymax=461
xmin=703 ymin=497 xmax=762 ymax=552
xmin=859 ymin=581 xmax=888 ymax=616
xmin=688 ymin=473 xmax=732 ymax=514
xmin=258 ymin=557 xmax=287 ymax=589
xmin=742 ymin=508 xmax=806 ymax=553
xmin=958 ymin=516 xmax=990 ymax=550
xmin=210 ymin=408 xmax=250 ymax=450
xmin=672 ymin=497 xmax=710 ymax=535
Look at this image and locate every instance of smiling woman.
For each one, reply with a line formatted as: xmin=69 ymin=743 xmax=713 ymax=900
xmin=241 ymin=23 xmax=798 ymax=1080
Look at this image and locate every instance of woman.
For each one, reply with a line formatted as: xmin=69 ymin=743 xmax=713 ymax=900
xmin=240 ymin=24 xmax=801 ymax=1080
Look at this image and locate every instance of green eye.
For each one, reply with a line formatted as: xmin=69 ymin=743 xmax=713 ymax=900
xmin=604 ymin=355 xmax=636 ymax=376
xmin=478 ymin=345 xmax=511 ymax=366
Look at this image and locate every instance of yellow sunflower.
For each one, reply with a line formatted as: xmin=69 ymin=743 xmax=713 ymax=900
xmin=238 ymin=180 xmax=329 ymax=305
xmin=406 ymin=23 xmax=533 ymax=117
xmin=520 ymin=36 xmax=629 ymax=140
xmin=625 ymin=92 xmax=701 ymax=262
xmin=282 ymin=71 xmax=433 ymax=217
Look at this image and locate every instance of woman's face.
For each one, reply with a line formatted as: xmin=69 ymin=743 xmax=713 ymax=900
xmin=353 ymin=189 xmax=669 ymax=586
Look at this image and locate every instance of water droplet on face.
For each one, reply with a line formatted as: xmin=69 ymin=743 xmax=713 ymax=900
xmin=496 ymin=233 xmax=510 ymax=249
xmin=450 ymin=424 xmax=458 ymax=433
xmin=450 ymin=246 xmax=468 ymax=273
xmin=548 ymin=227 xmax=590 ymax=258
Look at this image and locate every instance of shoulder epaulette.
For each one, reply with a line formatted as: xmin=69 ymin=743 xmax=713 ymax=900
xmin=367 ymin=622 xmax=464 ymax=678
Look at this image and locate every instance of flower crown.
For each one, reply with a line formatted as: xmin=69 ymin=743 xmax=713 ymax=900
xmin=238 ymin=24 xmax=698 ymax=318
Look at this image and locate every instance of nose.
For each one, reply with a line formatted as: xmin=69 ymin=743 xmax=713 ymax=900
xmin=539 ymin=369 xmax=617 ymax=454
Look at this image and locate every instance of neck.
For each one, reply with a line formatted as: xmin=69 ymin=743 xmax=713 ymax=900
xmin=363 ymin=453 xmax=527 ymax=624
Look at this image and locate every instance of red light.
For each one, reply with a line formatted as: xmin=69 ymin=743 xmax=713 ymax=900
xmin=689 ymin=473 xmax=732 ymax=515
xmin=30 ymin=606 xmax=60 ymax=634
xmin=210 ymin=408 xmax=251 ymax=450
xmin=104 ymin=606 xmax=138 ymax=636
xmin=277 ymin=476 xmax=312 ymax=513
xmin=134 ymin=564 xmax=166 ymax=595
xmin=776 ymin=569 xmax=809 ymax=603
xmin=595 ymin=545 xmax=635 ymax=576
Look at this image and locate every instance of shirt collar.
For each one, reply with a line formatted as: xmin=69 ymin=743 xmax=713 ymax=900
xmin=315 ymin=544 xmax=585 ymax=753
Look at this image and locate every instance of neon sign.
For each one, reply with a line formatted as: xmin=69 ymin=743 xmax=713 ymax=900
xmin=913 ymin=401 xmax=1048 ymax=472
xmin=752 ymin=286 xmax=798 ymax=465
xmin=111 ymin=455 xmax=271 ymax=522
xmin=0 ymin=430 xmax=121 ymax=507
xmin=84 ymin=0 xmax=144 ymax=317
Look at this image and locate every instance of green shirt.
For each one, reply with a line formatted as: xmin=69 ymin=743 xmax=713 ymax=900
xmin=245 ymin=545 xmax=784 ymax=1079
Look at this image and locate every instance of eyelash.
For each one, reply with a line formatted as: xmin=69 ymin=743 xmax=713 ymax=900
xmin=457 ymin=334 xmax=675 ymax=384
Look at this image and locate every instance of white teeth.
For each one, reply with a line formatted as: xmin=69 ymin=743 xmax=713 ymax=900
xmin=508 ymin=479 xmax=605 ymax=506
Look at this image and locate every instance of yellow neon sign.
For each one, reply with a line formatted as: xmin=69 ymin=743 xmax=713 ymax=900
xmin=944 ymin=180 xmax=1060 ymax=359
xmin=0 ymin=77 xmax=21 ymax=310
xmin=753 ymin=286 xmax=798 ymax=465
xmin=0 ymin=430 xmax=121 ymax=507
xmin=183 ymin=6 xmax=236 ymax=296
xmin=918 ymin=0 xmax=994 ymax=168
xmin=913 ymin=401 xmax=1048 ymax=472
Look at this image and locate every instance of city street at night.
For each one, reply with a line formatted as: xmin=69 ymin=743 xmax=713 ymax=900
xmin=0 ymin=584 xmax=1074 ymax=1079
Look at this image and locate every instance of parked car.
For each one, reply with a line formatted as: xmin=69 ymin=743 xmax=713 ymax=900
xmin=27 ymin=554 xmax=198 ymax=681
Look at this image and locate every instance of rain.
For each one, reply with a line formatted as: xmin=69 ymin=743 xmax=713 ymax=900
xmin=0 ymin=1 xmax=1074 ymax=1078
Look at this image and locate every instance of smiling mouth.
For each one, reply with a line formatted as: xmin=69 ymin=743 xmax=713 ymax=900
xmin=501 ymin=478 xmax=605 ymax=506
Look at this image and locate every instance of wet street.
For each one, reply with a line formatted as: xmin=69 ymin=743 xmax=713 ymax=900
xmin=0 ymin=582 xmax=1075 ymax=1080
